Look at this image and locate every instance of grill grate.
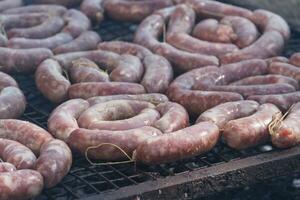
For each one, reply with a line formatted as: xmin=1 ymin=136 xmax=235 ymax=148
xmin=10 ymin=18 xmax=300 ymax=200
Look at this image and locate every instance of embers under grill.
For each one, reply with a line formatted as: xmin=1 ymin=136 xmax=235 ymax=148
xmin=12 ymin=18 xmax=300 ymax=200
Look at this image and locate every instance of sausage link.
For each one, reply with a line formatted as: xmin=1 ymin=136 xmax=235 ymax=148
xmin=68 ymin=82 xmax=146 ymax=99
xmin=53 ymin=31 xmax=101 ymax=54
xmin=0 ymin=119 xmax=53 ymax=154
xmin=220 ymin=59 xmax=268 ymax=83
xmin=230 ymin=74 xmax=299 ymax=90
xmin=0 ymin=0 xmax=23 ymax=12
xmin=270 ymin=102 xmax=300 ymax=148
xmin=268 ymin=62 xmax=300 ymax=82
xmin=0 ymin=72 xmax=18 ymax=89
xmin=183 ymin=0 xmax=253 ymax=19
xmin=1 ymin=13 xmax=49 ymax=30
xmin=223 ymin=103 xmax=281 ymax=149
xmin=220 ymin=16 xmax=259 ymax=48
xmin=266 ymin=56 xmax=289 ymax=65
xmin=87 ymin=93 xmax=169 ymax=106
xmin=68 ymin=126 xmax=162 ymax=160
xmin=69 ymin=58 xmax=109 ymax=83
xmin=0 ymin=139 xmax=36 ymax=169
xmin=48 ymin=99 xmax=90 ymax=141
xmin=0 ymin=47 xmax=53 ymax=73
xmin=109 ymin=54 xmax=144 ymax=83
xmin=134 ymin=122 xmax=219 ymax=164
xmin=78 ymin=100 xmax=156 ymax=130
xmin=0 ymin=87 xmax=26 ymax=119
xmin=220 ymin=31 xmax=285 ymax=64
xmin=31 ymin=0 xmax=82 ymax=7
xmin=0 ymin=170 xmax=43 ymax=200
xmin=35 ymin=139 xmax=72 ymax=188
xmin=35 ymin=58 xmax=71 ymax=103
xmin=0 ymin=162 xmax=16 ymax=172
xmin=80 ymin=0 xmax=104 ymax=23
xmin=192 ymin=19 xmax=235 ymax=43
xmin=196 ymin=100 xmax=259 ymax=130
xmin=248 ymin=92 xmax=300 ymax=112
xmin=53 ymin=50 xmax=120 ymax=71
xmin=252 ymin=9 xmax=290 ymax=40
xmin=7 ymin=16 xmax=65 ymax=39
xmin=209 ymin=83 xmax=295 ymax=98
xmin=154 ymin=102 xmax=189 ymax=133
xmin=154 ymin=43 xmax=219 ymax=72
xmin=167 ymin=66 xmax=243 ymax=115
xmin=62 ymin=9 xmax=91 ymax=38
xmin=97 ymin=41 xmax=153 ymax=60
xmin=141 ymin=54 xmax=173 ymax=93
xmin=290 ymin=53 xmax=300 ymax=67
xmin=104 ymin=0 xmax=173 ymax=22
xmin=7 ymin=32 xmax=74 ymax=50
xmin=3 ymin=4 xmax=67 ymax=16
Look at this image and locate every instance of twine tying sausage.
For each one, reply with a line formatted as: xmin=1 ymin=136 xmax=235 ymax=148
xmin=85 ymin=143 xmax=136 ymax=166
xmin=268 ymin=104 xmax=294 ymax=136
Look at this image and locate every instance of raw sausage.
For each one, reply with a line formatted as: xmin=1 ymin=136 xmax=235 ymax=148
xmin=0 ymin=139 xmax=36 ymax=169
xmin=87 ymin=93 xmax=169 ymax=106
xmin=0 ymin=162 xmax=16 ymax=172
xmin=35 ymin=58 xmax=71 ymax=103
xmin=68 ymin=126 xmax=162 ymax=160
xmin=270 ymin=102 xmax=300 ymax=148
xmin=80 ymin=0 xmax=104 ymax=23
xmin=154 ymin=102 xmax=189 ymax=133
xmin=104 ymin=0 xmax=173 ymax=22
xmin=196 ymin=100 xmax=259 ymax=130
xmin=268 ymin=62 xmax=300 ymax=81
xmin=68 ymin=58 xmax=109 ymax=83
xmin=0 ymin=170 xmax=43 ymax=200
xmin=53 ymin=31 xmax=101 ymax=54
xmin=220 ymin=31 xmax=285 ymax=64
xmin=48 ymin=99 xmax=90 ymax=141
xmin=77 ymin=100 xmax=157 ymax=130
xmin=0 ymin=0 xmax=23 ymax=12
xmin=7 ymin=32 xmax=74 ymax=50
xmin=134 ymin=121 xmax=219 ymax=164
xmin=7 ymin=16 xmax=65 ymax=39
xmin=248 ymin=92 xmax=300 ymax=112
xmin=35 ymin=139 xmax=72 ymax=188
xmin=3 ymin=4 xmax=67 ymax=16
xmin=0 ymin=119 xmax=53 ymax=154
xmin=223 ymin=103 xmax=281 ymax=149
xmin=68 ymin=82 xmax=146 ymax=99
xmin=0 ymin=47 xmax=53 ymax=73
xmin=290 ymin=53 xmax=300 ymax=67
xmin=141 ymin=54 xmax=173 ymax=93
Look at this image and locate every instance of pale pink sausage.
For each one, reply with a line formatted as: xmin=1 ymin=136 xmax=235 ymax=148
xmin=0 ymin=119 xmax=53 ymax=154
xmin=3 ymin=4 xmax=67 ymax=16
xmin=87 ymin=94 xmax=169 ymax=106
xmin=48 ymin=99 xmax=90 ymax=141
xmin=35 ymin=139 xmax=72 ymax=188
xmin=134 ymin=122 xmax=220 ymax=164
xmin=53 ymin=31 xmax=101 ymax=54
xmin=68 ymin=82 xmax=146 ymax=99
xmin=268 ymin=62 xmax=300 ymax=82
xmin=7 ymin=16 xmax=65 ymax=39
xmin=35 ymin=58 xmax=71 ymax=103
xmin=223 ymin=103 xmax=281 ymax=149
xmin=270 ymin=102 xmax=300 ymax=148
xmin=154 ymin=102 xmax=189 ymax=133
xmin=0 ymin=162 xmax=16 ymax=172
xmin=78 ymin=100 xmax=156 ymax=130
xmin=0 ymin=170 xmax=43 ymax=200
xmin=80 ymin=0 xmax=104 ymax=23
xmin=1 ymin=13 xmax=49 ymax=30
xmin=0 ymin=139 xmax=36 ymax=169
xmin=7 ymin=32 xmax=74 ymax=50
xmin=0 ymin=0 xmax=23 ymax=12
xmin=290 ymin=53 xmax=300 ymax=67
xmin=141 ymin=54 xmax=173 ymax=93
xmin=0 ymin=47 xmax=53 ymax=73
xmin=196 ymin=100 xmax=259 ymax=130
xmin=68 ymin=126 xmax=162 ymax=161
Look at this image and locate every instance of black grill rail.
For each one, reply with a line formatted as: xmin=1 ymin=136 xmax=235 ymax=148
xmin=11 ymin=19 xmax=300 ymax=200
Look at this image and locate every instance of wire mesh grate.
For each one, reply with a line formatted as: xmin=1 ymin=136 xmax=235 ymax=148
xmin=9 ymin=18 xmax=300 ymax=200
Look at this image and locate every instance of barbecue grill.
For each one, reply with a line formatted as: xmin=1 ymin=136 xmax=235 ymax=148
xmin=10 ymin=13 xmax=300 ymax=199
